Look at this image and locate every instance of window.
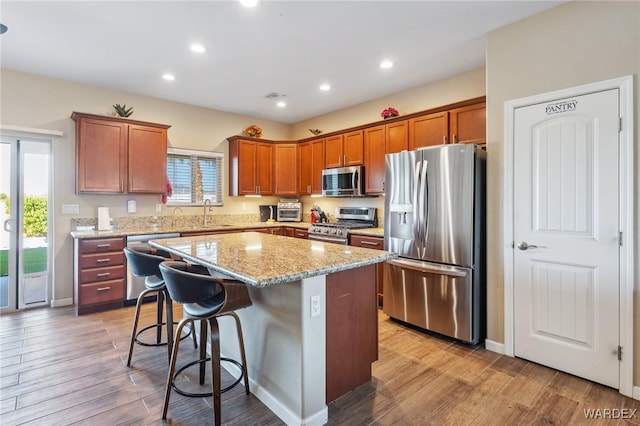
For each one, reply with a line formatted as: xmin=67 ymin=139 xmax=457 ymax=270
xmin=166 ymin=148 xmax=224 ymax=206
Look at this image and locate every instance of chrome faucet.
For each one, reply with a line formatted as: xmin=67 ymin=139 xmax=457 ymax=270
xmin=203 ymin=199 xmax=213 ymax=225
xmin=171 ymin=206 xmax=183 ymax=227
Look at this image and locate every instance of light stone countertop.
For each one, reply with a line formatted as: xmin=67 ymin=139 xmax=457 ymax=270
xmin=69 ymin=221 xmax=384 ymax=239
xmin=69 ymin=221 xmax=311 ymax=239
xmin=149 ymin=232 xmax=396 ymax=288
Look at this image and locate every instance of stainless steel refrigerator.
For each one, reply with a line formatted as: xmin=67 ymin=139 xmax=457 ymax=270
xmin=383 ymin=144 xmax=486 ymax=344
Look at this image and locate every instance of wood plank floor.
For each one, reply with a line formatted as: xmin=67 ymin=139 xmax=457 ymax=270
xmin=1 ymin=305 xmax=638 ymax=425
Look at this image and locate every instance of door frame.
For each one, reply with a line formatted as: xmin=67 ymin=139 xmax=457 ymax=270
xmin=0 ymin=125 xmax=62 ymax=312
xmin=503 ymin=75 xmax=634 ymax=398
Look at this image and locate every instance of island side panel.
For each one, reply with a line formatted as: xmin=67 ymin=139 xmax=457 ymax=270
xmin=219 ymin=276 xmax=328 ymax=426
xmin=326 ymin=264 xmax=378 ymax=402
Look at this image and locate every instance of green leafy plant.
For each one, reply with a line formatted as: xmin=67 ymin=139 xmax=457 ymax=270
xmin=0 ymin=193 xmax=47 ymax=237
xmin=113 ymin=104 xmax=134 ymax=117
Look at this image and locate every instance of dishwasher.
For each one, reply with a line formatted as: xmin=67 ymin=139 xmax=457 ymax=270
xmin=125 ymin=233 xmax=180 ymax=305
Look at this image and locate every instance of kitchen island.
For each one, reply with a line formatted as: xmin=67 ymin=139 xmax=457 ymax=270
xmin=149 ymin=232 xmax=395 ymax=426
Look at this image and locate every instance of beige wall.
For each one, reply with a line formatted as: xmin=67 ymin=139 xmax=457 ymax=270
xmin=486 ymin=1 xmax=639 ymax=385
xmin=0 ymin=69 xmax=292 ymax=303
xmin=292 ymin=68 xmax=485 ymax=139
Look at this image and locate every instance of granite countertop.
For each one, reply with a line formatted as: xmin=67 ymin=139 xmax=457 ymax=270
xmin=149 ymin=232 xmax=396 ymax=288
xmin=69 ymin=221 xmax=311 ymax=239
xmin=70 ymin=221 xmax=385 ymax=239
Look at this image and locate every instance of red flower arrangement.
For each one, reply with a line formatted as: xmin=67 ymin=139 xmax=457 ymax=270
xmin=380 ymin=107 xmax=399 ymax=119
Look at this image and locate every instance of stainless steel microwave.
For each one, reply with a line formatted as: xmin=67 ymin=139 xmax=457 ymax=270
xmin=322 ymin=165 xmax=364 ymax=197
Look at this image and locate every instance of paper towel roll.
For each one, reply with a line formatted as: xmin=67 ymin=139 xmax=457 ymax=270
xmin=97 ymin=207 xmax=110 ymax=231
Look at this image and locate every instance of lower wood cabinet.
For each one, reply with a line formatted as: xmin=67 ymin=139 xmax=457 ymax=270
xmin=326 ymin=264 xmax=378 ymax=402
xmin=284 ymin=227 xmax=308 ymax=239
xmin=73 ymin=237 xmax=125 ymax=315
xmin=349 ymin=234 xmax=384 ymax=306
xmin=251 ymin=227 xmax=283 ymax=235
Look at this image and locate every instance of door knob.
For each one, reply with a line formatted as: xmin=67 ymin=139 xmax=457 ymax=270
xmin=517 ymin=241 xmax=538 ymax=250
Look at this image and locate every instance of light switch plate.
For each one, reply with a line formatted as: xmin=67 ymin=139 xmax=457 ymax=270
xmin=127 ymin=200 xmax=136 ymax=213
xmin=155 ymin=203 xmax=162 ymax=212
xmin=62 ymin=204 xmax=79 ymax=214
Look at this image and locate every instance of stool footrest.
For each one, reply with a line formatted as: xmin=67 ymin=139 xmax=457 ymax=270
xmin=172 ymin=357 xmax=244 ymax=397
xmin=134 ymin=322 xmax=193 ymax=347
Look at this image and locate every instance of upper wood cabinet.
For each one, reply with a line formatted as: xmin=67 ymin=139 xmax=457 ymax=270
xmin=385 ymin=120 xmax=408 ymax=154
xmin=325 ymin=130 xmax=364 ymax=168
xmin=298 ymin=139 xmax=325 ymax=195
xmin=72 ymin=112 xmax=169 ymax=194
xmin=364 ymin=125 xmax=387 ymax=194
xmin=364 ymin=121 xmax=408 ymax=194
xmin=449 ymin=102 xmax=486 ymax=144
xmin=274 ymin=143 xmax=298 ymax=196
xmin=409 ymin=111 xmax=449 ymax=150
xmin=229 ymin=138 xmax=274 ymax=196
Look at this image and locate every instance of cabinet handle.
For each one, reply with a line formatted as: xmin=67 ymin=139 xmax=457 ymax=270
xmin=96 ymin=244 xmax=111 ymax=248
xmin=96 ymin=287 xmax=111 ymax=292
xmin=96 ymin=272 xmax=111 ymax=277
xmin=360 ymin=241 xmax=380 ymax=247
xmin=95 ymin=258 xmax=110 ymax=263
xmin=337 ymin=155 xmax=341 ymax=166
xmin=343 ymin=155 xmax=346 ymax=165
xmin=444 ymin=135 xmax=448 ymax=144
xmin=308 ymin=185 xmax=311 ymax=193
xmin=453 ymin=134 xmax=458 ymax=143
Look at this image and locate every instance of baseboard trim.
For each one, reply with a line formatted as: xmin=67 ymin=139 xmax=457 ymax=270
xmin=250 ymin=380 xmax=328 ymax=426
xmin=221 ymin=350 xmax=328 ymax=426
xmin=484 ymin=339 xmax=505 ymax=355
xmin=50 ymin=298 xmax=73 ymax=308
xmin=633 ymin=385 xmax=640 ymax=401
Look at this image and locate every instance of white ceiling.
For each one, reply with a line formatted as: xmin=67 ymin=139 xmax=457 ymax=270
xmin=0 ymin=1 xmax=563 ymax=124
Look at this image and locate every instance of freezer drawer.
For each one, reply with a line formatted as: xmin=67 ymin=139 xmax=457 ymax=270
xmin=383 ymin=259 xmax=480 ymax=344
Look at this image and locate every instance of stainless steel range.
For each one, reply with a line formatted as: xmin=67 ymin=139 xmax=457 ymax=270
xmin=308 ymin=207 xmax=378 ymax=245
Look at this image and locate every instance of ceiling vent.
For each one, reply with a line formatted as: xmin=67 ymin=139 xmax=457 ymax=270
xmin=263 ymin=92 xmax=286 ymax=100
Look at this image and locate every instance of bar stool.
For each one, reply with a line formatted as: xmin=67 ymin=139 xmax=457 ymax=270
xmin=158 ymin=261 xmax=252 ymax=425
xmin=123 ymin=246 xmax=195 ymax=366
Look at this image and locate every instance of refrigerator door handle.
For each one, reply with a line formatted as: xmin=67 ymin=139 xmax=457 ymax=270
xmin=421 ymin=159 xmax=429 ymax=255
xmin=413 ymin=160 xmax=423 ymax=254
xmin=387 ymin=258 xmax=469 ymax=278
xmin=417 ymin=160 xmax=428 ymax=258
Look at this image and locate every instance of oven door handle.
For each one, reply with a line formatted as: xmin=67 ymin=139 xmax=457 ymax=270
xmin=308 ymin=234 xmax=347 ymax=244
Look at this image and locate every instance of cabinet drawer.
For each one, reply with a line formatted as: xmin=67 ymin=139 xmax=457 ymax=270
xmin=80 ymin=265 xmax=125 ymax=284
xmin=80 ymin=238 xmax=125 ymax=253
xmin=293 ymin=230 xmax=308 ymax=239
xmin=350 ymin=235 xmax=384 ymax=250
xmin=79 ymin=279 xmax=124 ymax=305
xmin=79 ymin=252 xmax=124 ymax=269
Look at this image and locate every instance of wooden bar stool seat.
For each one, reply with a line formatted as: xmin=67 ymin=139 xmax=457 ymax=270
xmin=123 ymin=245 xmax=195 ymax=366
xmin=159 ymin=261 xmax=252 ymax=426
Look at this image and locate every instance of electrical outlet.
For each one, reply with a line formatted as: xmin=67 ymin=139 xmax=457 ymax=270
xmin=155 ymin=203 xmax=162 ymax=212
xmin=241 ymin=203 xmax=247 ymax=212
xmin=310 ymin=295 xmax=321 ymax=317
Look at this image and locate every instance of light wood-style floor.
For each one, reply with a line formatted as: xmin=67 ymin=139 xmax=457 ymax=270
xmin=1 ymin=304 xmax=638 ymax=425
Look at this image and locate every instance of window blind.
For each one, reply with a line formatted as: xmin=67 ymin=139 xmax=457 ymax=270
xmin=166 ymin=148 xmax=223 ymax=206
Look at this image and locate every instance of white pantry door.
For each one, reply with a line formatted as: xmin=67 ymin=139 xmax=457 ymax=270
xmin=513 ymin=89 xmax=620 ymax=388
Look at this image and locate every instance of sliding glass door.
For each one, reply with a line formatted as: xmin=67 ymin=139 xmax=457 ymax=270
xmin=0 ymin=137 xmax=51 ymax=312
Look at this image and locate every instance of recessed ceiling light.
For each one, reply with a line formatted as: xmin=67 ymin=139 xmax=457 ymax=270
xmin=190 ymin=44 xmax=207 ymax=53
xmin=162 ymin=73 xmax=176 ymax=81
xmin=239 ymin=0 xmax=259 ymax=7
xmin=380 ymin=60 xmax=394 ymax=69
xmin=320 ymin=83 xmax=331 ymax=91
xmin=276 ymin=101 xmax=286 ymax=108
